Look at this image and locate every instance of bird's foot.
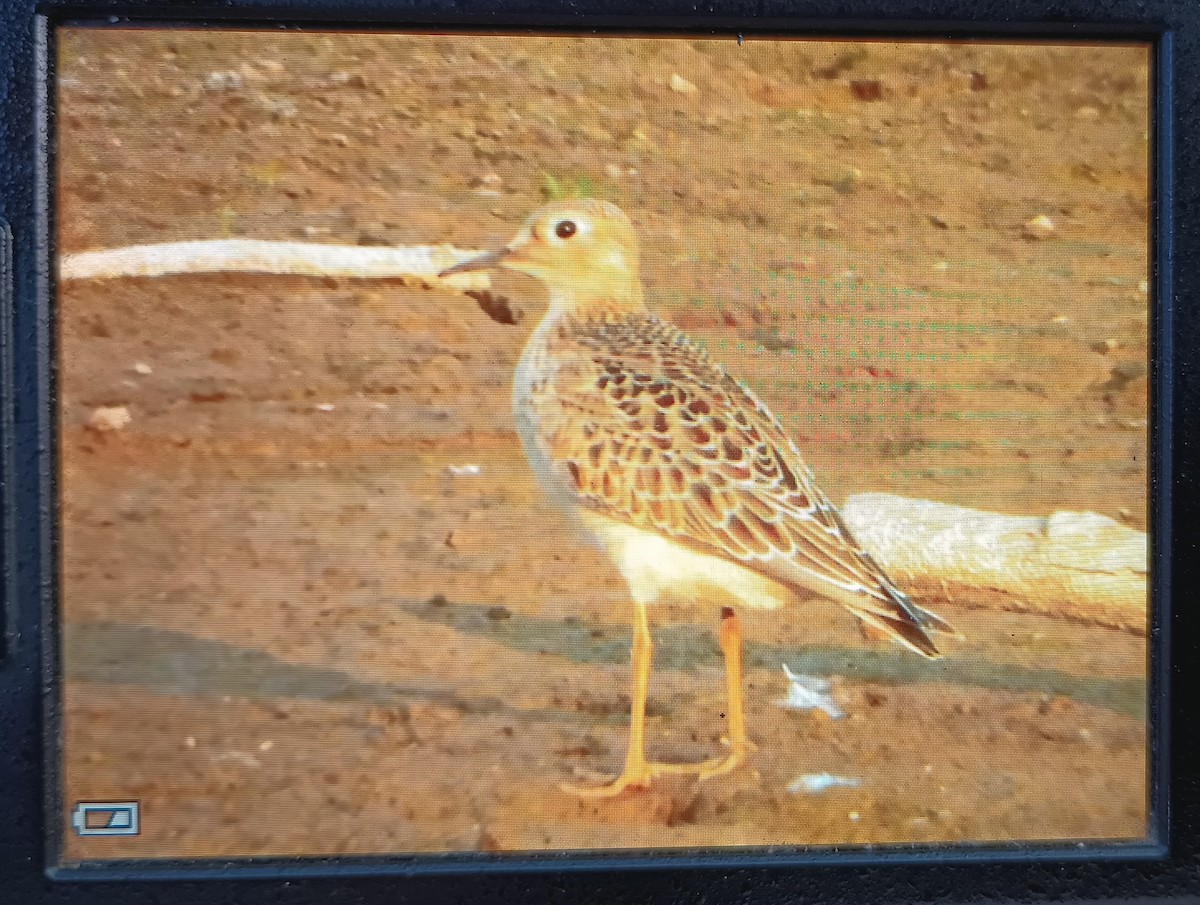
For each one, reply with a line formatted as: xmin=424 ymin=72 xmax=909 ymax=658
xmin=654 ymin=739 xmax=757 ymax=782
xmin=560 ymin=763 xmax=660 ymax=798
xmin=562 ymin=744 xmax=756 ymax=796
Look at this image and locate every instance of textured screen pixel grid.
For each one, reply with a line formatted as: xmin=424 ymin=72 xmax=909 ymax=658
xmin=56 ymin=31 xmax=1149 ymax=862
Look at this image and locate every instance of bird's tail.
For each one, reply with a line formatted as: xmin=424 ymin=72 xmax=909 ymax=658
xmin=840 ymin=579 xmax=954 ymax=660
xmin=811 ymin=494 xmax=955 ymax=659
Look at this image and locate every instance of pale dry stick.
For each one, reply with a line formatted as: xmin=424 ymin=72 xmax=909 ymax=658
xmin=59 ymin=238 xmax=1149 ymax=635
xmin=844 ymin=493 xmax=1148 ymax=635
xmin=60 ymin=239 xmax=492 ymax=292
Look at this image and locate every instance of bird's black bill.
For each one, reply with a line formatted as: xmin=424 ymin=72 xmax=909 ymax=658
xmin=439 ymin=247 xmax=510 ymax=277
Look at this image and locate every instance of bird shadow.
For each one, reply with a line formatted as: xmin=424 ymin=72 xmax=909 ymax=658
xmin=62 ymin=605 xmax=1145 ymax=723
xmin=400 ymin=599 xmax=1147 ymax=720
xmin=63 ymin=621 xmax=519 ymax=720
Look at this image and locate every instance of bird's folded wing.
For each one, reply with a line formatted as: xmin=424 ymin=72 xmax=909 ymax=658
xmin=533 ymin=315 xmax=940 ymax=639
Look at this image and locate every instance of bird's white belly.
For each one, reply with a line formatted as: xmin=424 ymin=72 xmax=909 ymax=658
xmin=581 ymin=513 xmax=790 ymax=611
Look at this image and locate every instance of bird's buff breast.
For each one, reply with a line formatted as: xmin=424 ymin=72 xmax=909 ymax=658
xmin=512 ymin=315 xmax=576 ymax=509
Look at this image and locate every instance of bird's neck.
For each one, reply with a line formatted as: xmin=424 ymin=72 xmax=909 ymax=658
xmin=545 ymin=279 xmax=647 ymax=322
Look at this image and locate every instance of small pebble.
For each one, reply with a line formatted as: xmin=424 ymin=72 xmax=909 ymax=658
xmin=261 ymin=96 xmax=299 ymax=119
xmin=670 ymin=73 xmax=698 ymax=95
xmin=204 ymin=70 xmax=243 ymax=91
xmin=1023 ymin=214 xmax=1056 ymax=240
xmin=132 ymin=362 xmax=153 ymax=375
xmin=86 ymin=406 xmax=131 ymax=433
xmin=471 ymin=173 xmax=504 ymax=196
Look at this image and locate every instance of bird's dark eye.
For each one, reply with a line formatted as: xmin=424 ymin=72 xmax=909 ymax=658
xmin=555 ymin=220 xmax=577 ymax=239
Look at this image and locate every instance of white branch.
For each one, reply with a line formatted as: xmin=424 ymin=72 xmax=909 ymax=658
xmin=60 ymin=239 xmax=492 ymax=292
xmin=844 ymin=493 xmax=1147 ymax=634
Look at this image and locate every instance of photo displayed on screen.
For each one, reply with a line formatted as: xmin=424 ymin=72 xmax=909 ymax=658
xmin=56 ymin=29 xmax=1150 ymax=861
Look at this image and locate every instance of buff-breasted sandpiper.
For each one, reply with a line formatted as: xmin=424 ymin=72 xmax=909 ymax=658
xmin=443 ymin=199 xmax=953 ymax=796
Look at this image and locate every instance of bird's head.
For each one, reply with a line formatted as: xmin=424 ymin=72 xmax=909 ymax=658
xmin=441 ymin=199 xmax=645 ymax=316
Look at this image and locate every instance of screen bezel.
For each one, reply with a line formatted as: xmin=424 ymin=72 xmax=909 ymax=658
xmin=2 ymin=1 xmax=1192 ymax=902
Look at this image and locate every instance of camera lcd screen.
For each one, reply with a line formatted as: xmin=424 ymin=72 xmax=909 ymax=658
xmin=54 ymin=28 xmax=1151 ymax=864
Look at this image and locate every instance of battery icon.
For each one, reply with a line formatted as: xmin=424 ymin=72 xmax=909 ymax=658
xmin=71 ymin=801 xmax=140 ymax=837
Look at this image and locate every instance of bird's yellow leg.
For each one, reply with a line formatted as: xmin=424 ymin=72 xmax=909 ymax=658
xmin=721 ymin=605 xmax=748 ymax=752
xmin=654 ymin=606 xmax=755 ymax=780
xmin=562 ymin=600 xmax=660 ymax=797
xmin=563 ymin=606 xmax=756 ymax=796
xmin=715 ymin=605 xmax=757 ymax=769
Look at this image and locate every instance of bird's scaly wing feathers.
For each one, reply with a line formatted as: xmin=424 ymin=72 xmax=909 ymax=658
xmin=529 ymin=313 xmax=948 ymax=657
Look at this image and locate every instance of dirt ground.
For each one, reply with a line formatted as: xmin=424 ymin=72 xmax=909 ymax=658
xmin=55 ymin=30 xmax=1150 ymax=862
